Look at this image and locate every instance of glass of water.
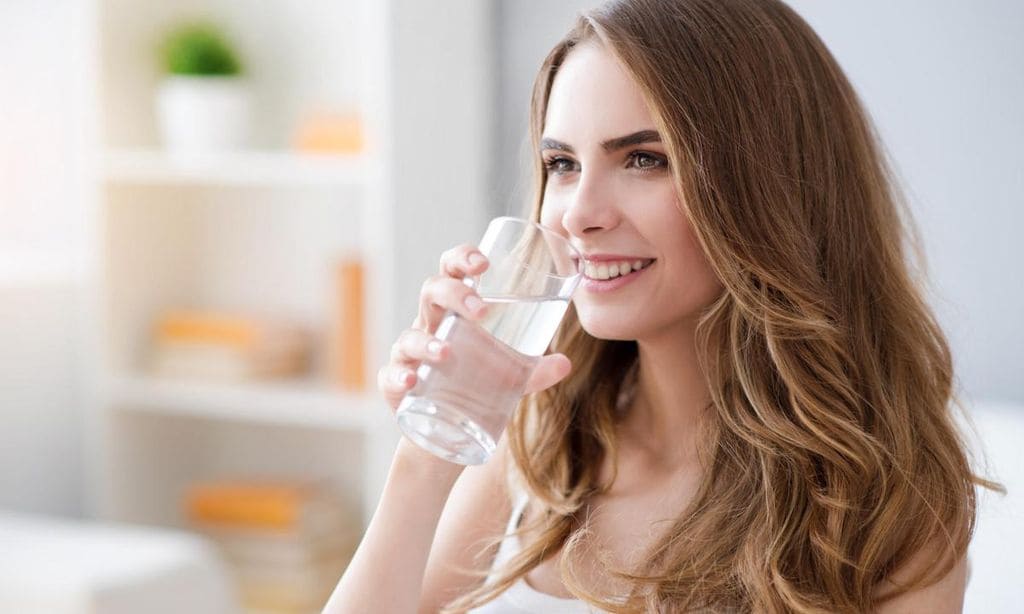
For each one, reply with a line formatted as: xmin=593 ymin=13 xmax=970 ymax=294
xmin=395 ymin=217 xmax=582 ymax=465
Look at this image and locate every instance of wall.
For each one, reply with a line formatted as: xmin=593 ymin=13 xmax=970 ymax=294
xmin=389 ymin=0 xmax=495 ymax=329
xmin=0 ymin=0 xmax=93 ymax=516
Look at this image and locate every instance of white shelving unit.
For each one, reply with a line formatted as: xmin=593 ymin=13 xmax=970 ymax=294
xmin=103 ymin=149 xmax=377 ymax=187
xmin=84 ymin=0 xmax=493 ymax=585
xmin=106 ymin=375 xmax=387 ymax=432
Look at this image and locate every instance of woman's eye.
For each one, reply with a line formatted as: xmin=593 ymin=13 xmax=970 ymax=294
xmin=627 ymin=152 xmax=668 ymax=173
xmin=543 ymin=156 xmax=578 ymax=175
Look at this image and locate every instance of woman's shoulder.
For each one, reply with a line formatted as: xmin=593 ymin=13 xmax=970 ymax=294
xmin=419 ymin=438 xmax=517 ymax=611
xmin=872 ymin=537 xmax=969 ymax=613
xmin=443 ymin=436 xmax=517 ymax=537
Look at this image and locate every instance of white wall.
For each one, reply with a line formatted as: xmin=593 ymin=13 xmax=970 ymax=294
xmin=494 ymin=0 xmax=1024 ymax=405
xmin=388 ymin=0 xmax=494 ymax=329
xmin=493 ymin=1 xmax=590 ymax=219
xmin=0 ymin=285 xmax=84 ymax=516
xmin=784 ymin=0 xmax=1024 ymax=406
xmin=0 ymin=0 xmax=93 ymax=516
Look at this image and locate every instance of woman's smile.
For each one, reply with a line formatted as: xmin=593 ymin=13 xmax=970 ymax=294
xmin=577 ymin=255 xmax=655 ymax=290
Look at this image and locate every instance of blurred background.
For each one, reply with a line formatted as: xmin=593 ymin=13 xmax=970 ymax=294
xmin=0 ymin=1 xmax=1020 ymax=612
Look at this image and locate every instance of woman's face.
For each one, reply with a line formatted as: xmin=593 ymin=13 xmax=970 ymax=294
xmin=539 ymin=43 xmax=723 ymax=341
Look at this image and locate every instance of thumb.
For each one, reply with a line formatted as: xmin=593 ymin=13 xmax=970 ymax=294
xmin=524 ymin=353 xmax=572 ymax=395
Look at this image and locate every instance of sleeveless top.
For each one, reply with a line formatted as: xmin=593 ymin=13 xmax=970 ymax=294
xmin=466 ymin=362 xmax=639 ymax=613
xmin=465 ymin=492 xmax=605 ymax=614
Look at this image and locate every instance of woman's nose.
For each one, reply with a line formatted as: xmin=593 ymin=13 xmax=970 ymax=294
xmin=561 ymin=169 xmax=620 ymax=237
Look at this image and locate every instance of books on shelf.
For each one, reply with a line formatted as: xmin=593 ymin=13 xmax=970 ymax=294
xmin=331 ymin=256 xmax=368 ymax=392
xmin=292 ymin=110 xmax=364 ymax=154
xmin=151 ymin=310 xmax=312 ymax=381
xmin=184 ymin=479 xmax=360 ymax=613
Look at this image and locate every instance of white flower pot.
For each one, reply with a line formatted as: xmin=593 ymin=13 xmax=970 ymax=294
xmin=156 ymin=76 xmax=251 ymax=154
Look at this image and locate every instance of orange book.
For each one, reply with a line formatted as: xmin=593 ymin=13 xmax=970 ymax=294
xmin=293 ymin=111 xmax=364 ymax=154
xmin=185 ymin=480 xmax=360 ymax=613
xmin=157 ymin=311 xmax=259 ymax=349
xmin=151 ymin=311 xmax=311 ymax=380
xmin=334 ymin=257 xmax=366 ymax=391
xmin=185 ymin=481 xmax=310 ymax=531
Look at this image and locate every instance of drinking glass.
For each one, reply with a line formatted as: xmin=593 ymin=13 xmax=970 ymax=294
xmin=395 ymin=217 xmax=582 ymax=465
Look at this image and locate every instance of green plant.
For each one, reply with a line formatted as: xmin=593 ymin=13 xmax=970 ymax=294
xmin=160 ymin=22 xmax=242 ymax=76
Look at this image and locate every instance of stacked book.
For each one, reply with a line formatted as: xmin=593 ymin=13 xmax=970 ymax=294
xmin=184 ymin=479 xmax=360 ymax=613
xmin=151 ymin=310 xmax=312 ymax=381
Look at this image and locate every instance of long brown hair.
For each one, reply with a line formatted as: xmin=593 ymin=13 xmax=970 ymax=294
xmin=445 ymin=1 xmax=998 ymax=611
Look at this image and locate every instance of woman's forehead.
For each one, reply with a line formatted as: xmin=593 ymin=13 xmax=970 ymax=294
xmin=543 ymin=43 xmax=656 ymax=148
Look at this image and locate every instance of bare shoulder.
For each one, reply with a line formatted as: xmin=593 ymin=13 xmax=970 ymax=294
xmin=418 ymin=437 xmax=515 ymax=613
xmin=873 ymin=539 xmax=970 ymax=614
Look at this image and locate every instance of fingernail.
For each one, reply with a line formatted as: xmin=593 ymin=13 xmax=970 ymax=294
xmin=464 ymin=294 xmax=484 ymax=314
xmin=427 ymin=340 xmax=443 ymax=356
xmin=393 ymin=369 xmax=411 ymax=386
xmin=468 ymin=253 xmax=486 ymax=267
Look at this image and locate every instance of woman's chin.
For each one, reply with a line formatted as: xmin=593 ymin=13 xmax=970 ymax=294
xmin=578 ymin=316 xmax=645 ymax=342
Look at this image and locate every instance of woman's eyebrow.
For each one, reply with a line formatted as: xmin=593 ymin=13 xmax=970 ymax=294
xmin=539 ymin=130 xmax=662 ymax=154
xmin=601 ymin=129 xmax=661 ymax=152
xmin=540 ymin=137 xmax=575 ymax=153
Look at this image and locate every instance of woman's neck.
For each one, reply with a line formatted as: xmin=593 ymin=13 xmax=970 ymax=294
xmin=623 ymin=320 xmax=712 ymax=471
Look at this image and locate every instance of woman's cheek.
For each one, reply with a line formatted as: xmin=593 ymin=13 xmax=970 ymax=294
xmin=539 ymin=199 xmax=565 ymax=230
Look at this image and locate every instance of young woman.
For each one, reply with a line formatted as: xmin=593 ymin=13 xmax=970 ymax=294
xmin=326 ymin=1 xmax=997 ymax=611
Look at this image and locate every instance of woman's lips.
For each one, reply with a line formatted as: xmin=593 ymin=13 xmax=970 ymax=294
xmin=579 ymin=260 xmax=655 ymax=293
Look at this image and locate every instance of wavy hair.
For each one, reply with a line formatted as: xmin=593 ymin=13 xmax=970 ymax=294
xmin=444 ymin=1 xmax=999 ymax=611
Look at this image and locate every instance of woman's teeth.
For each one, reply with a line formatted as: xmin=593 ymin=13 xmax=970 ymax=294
xmin=584 ymin=259 xmax=653 ymax=280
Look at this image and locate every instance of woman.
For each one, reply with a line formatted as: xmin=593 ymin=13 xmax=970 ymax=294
xmin=326 ymin=0 xmax=998 ymax=611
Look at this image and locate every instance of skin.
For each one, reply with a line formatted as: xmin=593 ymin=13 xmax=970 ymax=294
xmin=324 ymin=41 xmax=967 ymax=614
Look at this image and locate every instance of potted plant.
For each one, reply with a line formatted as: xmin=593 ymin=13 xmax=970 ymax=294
xmin=156 ymin=21 xmax=250 ymax=154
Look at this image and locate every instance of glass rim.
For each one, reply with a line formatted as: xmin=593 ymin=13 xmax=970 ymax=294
xmin=489 ymin=215 xmax=585 ymax=282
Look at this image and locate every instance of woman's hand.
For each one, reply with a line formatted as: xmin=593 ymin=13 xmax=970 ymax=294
xmin=376 ymin=243 xmax=574 ymax=414
xmin=326 ymin=243 xmax=574 ymax=613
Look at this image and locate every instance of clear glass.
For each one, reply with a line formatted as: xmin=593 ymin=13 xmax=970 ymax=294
xmin=395 ymin=216 xmax=582 ymax=465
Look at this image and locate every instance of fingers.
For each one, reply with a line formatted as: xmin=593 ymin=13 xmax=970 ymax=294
xmin=414 ymin=275 xmax=490 ymax=333
xmin=381 ymin=244 xmax=493 ymax=411
xmin=377 ymin=362 xmax=416 ymax=406
xmin=523 ymin=353 xmax=573 ymax=396
xmin=439 ymin=244 xmax=489 ymax=279
xmin=378 ymin=328 xmax=451 ymax=410
xmin=410 ymin=245 xmax=490 ymax=333
xmin=390 ymin=328 xmax=449 ymax=366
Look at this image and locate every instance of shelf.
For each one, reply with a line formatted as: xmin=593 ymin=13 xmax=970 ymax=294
xmin=103 ymin=149 xmax=374 ymax=188
xmin=107 ymin=375 xmax=389 ymax=432
xmin=89 ymin=0 xmax=488 ymax=567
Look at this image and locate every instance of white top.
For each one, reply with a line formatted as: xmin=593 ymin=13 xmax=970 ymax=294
xmin=466 ymin=493 xmax=604 ymax=614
